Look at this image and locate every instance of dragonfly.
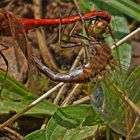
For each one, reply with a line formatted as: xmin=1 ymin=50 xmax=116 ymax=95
xmin=33 ymin=18 xmax=114 ymax=83
xmin=32 ymin=13 xmax=140 ymax=139
xmin=20 ymin=10 xmax=111 ymax=31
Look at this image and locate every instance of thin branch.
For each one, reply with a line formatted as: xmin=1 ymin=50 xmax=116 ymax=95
xmin=0 ymin=82 xmax=64 ymax=129
xmin=40 ymin=117 xmax=49 ymax=130
xmin=73 ymin=96 xmax=90 ymax=105
xmin=73 ymin=0 xmax=81 ymax=13
xmin=111 ymin=27 xmax=140 ymax=50
xmin=62 ymin=84 xmax=80 ymax=106
xmin=33 ymin=0 xmax=59 ymax=71
xmin=2 ymin=127 xmax=23 ymax=140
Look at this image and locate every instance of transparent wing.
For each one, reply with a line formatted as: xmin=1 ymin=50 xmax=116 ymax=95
xmin=91 ymin=61 xmax=140 ymax=139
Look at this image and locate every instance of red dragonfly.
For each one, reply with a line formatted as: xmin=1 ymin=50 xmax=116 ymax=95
xmin=20 ymin=10 xmax=111 ymax=31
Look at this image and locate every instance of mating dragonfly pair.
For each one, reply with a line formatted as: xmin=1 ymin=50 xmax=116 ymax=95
xmin=32 ymin=12 xmax=140 ymax=139
xmin=0 ymin=9 xmax=139 ymax=139
xmin=34 ymin=15 xmax=114 ymax=84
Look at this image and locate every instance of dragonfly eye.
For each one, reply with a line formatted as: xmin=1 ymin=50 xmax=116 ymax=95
xmin=92 ymin=19 xmax=109 ymax=35
xmin=91 ymin=20 xmax=95 ymax=27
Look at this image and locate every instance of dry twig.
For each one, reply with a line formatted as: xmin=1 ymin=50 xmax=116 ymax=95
xmin=33 ymin=0 xmax=59 ymax=71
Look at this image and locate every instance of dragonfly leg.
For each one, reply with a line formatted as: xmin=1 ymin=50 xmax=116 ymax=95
xmin=34 ymin=57 xmax=93 ymax=83
xmin=70 ymin=34 xmax=91 ymax=41
xmin=60 ymin=40 xmax=82 ymax=48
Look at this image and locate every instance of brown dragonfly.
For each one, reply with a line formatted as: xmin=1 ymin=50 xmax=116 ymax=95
xmin=34 ymin=18 xmax=114 ymax=83
xmin=33 ymin=15 xmax=140 ymax=139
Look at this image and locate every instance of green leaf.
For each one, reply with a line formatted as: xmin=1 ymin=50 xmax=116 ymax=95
xmin=102 ymin=0 xmax=140 ymax=21
xmin=79 ymin=0 xmax=95 ymax=12
xmin=45 ymin=105 xmax=102 ymax=140
xmin=25 ymin=105 xmax=101 ymax=140
xmin=89 ymin=0 xmax=140 ymax=21
xmin=91 ymin=65 xmax=140 ymax=138
xmin=25 ymin=124 xmax=98 ymax=140
xmin=62 ymin=125 xmax=98 ymax=140
xmin=107 ymin=16 xmax=131 ymax=67
xmin=0 ymin=70 xmax=57 ymax=116
xmin=24 ymin=129 xmax=47 ymax=140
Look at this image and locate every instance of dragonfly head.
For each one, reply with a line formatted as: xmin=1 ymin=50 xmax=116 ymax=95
xmin=88 ymin=19 xmax=109 ymax=38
